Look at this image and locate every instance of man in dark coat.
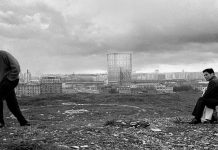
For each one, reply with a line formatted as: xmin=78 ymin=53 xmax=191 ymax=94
xmin=0 ymin=50 xmax=30 ymax=128
xmin=190 ymin=68 xmax=218 ymax=124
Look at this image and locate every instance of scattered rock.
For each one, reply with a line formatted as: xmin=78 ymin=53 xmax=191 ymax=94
xmin=58 ymin=144 xmax=70 ymax=149
xmin=80 ymin=145 xmax=89 ymax=148
xmin=63 ymin=109 xmax=89 ymax=115
xmin=104 ymin=119 xmax=150 ymax=128
xmin=62 ymin=102 xmax=76 ymax=105
xmin=151 ymin=128 xmax=161 ymax=132
xmin=71 ymin=146 xmax=80 ymax=149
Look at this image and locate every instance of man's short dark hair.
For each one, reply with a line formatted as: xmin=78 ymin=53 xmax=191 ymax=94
xmin=203 ymin=68 xmax=215 ymax=74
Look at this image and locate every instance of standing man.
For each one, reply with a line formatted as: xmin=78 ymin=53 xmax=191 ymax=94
xmin=0 ymin=50 xmax=30 ymax=128
xmin=189 ymin=68 xmax=218 ymax=124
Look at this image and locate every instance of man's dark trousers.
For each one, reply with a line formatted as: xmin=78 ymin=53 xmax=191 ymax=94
xmin=192 ymin=97 xmax=218 ymax=119
xmin=0 ymin=78 xmax=27 ymax=125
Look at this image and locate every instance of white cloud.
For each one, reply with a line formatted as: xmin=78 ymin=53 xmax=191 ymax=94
xmin=1 ymin=0 xmax=218 ymax=74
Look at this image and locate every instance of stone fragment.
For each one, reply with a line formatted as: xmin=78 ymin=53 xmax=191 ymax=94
xmin=80 ymin=145 xmax=89 ymax=148
xmin=71 ymin=146 xmax=80 ymax=149
xmin=151 ymin=128 xmax=161 ymax=132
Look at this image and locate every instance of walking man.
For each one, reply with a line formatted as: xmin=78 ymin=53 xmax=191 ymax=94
xmin=189 ymin=68 xmax=218 ymax=124
xmin=0 ymin=50 xmax=30 ymax=127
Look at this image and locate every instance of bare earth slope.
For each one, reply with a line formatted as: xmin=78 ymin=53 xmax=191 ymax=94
xmin=0 ymin=92 xmax=218 ymax=150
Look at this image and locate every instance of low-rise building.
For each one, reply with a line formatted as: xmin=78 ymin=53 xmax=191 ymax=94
xmin=118 ymin=86 xmax=131 ymax=94
xmin=192 ymin=81 xmax=208 ymax=92
xmin=15 ymin=82 xmax=40 ymax=97
xmin=155 ymin=84 xmax=174 ymax=93
xmin=131 ymin=87 xmax=144 ymax=94
xmin=133 ymin=82 xmax=159 ymax=89
xmin=40 ymin=76 xmax=62 ymax=94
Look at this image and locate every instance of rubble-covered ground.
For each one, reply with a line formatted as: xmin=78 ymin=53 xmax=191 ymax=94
xmin=0 ymin=92 xmax=218 ymax=150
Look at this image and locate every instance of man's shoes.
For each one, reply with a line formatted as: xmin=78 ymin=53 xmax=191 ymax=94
xmin=211 ymin=114 xmax=218 ymax=123
xmin=189 ymin=118 xmax=201 ymax=124
xmin=0 ymin=122 xmax=5 ymax=128
xmin=203 ymin=119 xmax=212 ymax=124
xmin=20 ymin=122 xmax=30 ymax=126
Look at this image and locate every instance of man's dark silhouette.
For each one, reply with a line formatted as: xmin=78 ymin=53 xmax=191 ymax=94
xmin=190 ymin=68 xmax=218 ymax=124
xmin=0 ymin=50 xmax=30 ymax=128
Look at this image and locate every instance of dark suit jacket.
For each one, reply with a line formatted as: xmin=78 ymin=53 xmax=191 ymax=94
xmin=203 ymin=76 xmax=218 ymax=99
xmin=0 ymin=50 xmax=20 ymax=83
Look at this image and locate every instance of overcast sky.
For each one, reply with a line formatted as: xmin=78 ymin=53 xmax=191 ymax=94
xmin=1 ymin=0 xmax=218 ymax=75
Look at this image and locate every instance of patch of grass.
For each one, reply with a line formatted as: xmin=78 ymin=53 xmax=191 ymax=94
xmin=6 ymin=141 xmax=71 ymax=150
xmin=1 ymin=92 xmax=207 ymax=150
xmin=104 ymin=119 xmax=116 ymax=126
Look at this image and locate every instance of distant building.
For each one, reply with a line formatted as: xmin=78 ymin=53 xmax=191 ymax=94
xmin=118 ymin=86 xmax=131 ymax=94
xmin=40 ymin=76 xmax=62 ymax=94
xmin=132 ymin=73 xmax=160 ymax=80
xmin=107 ymin=52 xmax=132 ymax=85
xmin=96 ymin=74 xmax=108 ymax=82
xmin=62 ymin=83 xmax=76 ymax=94
xmin=131 ymin=87 xmax=144 ymax=94
xmin=130 ymin=82 xmax=158 ymax=94
xmin=158 ymin=74 xmax=166 ymax=80
xmin=77 ymin=85 xmax=100 ymax=94
xmin=155 ymin=84 xmax=174 ymax=93
xmin=192 ymin=81 xmax=208 ymax=92
xmin=133 ymin=72 xmax=205 ymax=81
xmin=154 ymin=69 xmax=159 ymax=80
xmin=134 ymin=82 xmax=159 ymax=89
xmin=186 ymin=72 xmax=204 ymax=80
xmin=20 ymin=69 xmax=31 ymax=83
xmin=100 ymin=85 xmax=118 ymax=94
xmin=15 ymin=82 xmax=40 ymax=97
